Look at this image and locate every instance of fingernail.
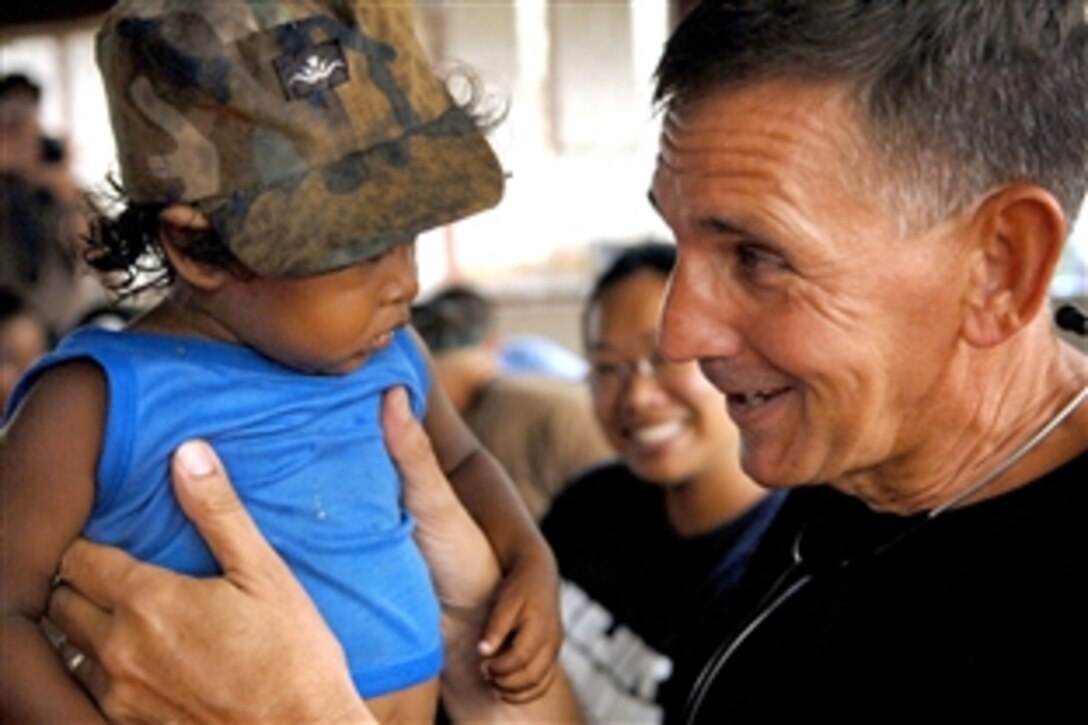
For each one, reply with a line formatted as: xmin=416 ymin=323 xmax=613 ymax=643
xmin=478 ymin=639 xmax=494 ymax=656
xmin=176 ymin=440 xmax=215 ymax=477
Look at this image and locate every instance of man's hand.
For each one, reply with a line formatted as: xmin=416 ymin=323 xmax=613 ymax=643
xmin=47 ymin=440 xmax=372 ymax=723
xmin=46 ymin=395 xmax=581 ymax=723
xmin=383 ymin=387 xmax=582 ymax=723
xmin=383 ymin=386 xmax=502 ymax=612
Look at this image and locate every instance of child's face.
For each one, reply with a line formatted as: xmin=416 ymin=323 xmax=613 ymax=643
xmin=214 ymin=240 xmax=419 ymax=375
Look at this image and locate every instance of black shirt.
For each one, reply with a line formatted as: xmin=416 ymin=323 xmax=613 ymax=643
xmin=542 ymin=461 xmax=785 ymax=722
xmin=675 ymin=451 xmax=1088 ymax=723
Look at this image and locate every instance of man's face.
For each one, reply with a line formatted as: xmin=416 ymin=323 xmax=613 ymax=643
xmin=651 ymin=80 xmax=972 ymax=493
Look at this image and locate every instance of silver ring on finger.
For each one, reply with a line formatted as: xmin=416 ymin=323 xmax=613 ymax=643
xmin=64 ymin=650 xmax=87 ymax=674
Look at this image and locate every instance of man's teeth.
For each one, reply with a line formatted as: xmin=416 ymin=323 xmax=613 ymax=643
xmin=633 ymin=420 xmax=684 ymax=444
xmin=738 ymin=391 xmax=773 ymax=405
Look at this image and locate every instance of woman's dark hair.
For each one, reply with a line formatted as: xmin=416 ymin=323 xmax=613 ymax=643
xmin=581 ymin=241 xmax=676 ymax=345
xmin=83 ymin=181 xmax=242 ymax=298
xmin=655 ymin=0 xmax=1088 ymax=229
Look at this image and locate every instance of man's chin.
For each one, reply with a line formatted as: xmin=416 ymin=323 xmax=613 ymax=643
xmin=739 ymin=449 xmax=818 ymax=490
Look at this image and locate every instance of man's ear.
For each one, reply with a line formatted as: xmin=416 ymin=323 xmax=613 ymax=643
xmin=159 ymin=205 xmax=232 ymax=291
xmin=961 ymin=185 xmax=1066 ymax=347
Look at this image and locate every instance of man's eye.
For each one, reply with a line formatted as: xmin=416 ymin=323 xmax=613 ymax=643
xmin=736 ymin=244 xmax=789 ymax=275
xmin=738 ymin=244 xmax=773 ymax=268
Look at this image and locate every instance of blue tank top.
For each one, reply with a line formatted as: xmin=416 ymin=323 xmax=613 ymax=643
xmin=9 ymin=327 xmax=442 ymax=697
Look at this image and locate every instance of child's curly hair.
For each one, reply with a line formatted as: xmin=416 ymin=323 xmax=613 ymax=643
xmin=83 ymin=182 xmax=243 ymax=298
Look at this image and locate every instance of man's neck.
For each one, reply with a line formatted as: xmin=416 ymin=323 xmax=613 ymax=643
xmin=831 ymin=327 xmax=1087 ymax=516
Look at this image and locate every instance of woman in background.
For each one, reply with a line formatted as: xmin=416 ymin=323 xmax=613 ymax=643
xmin=541 ymin=242 xmax=786 ymax=723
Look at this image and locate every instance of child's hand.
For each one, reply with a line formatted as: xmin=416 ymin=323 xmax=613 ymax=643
xmin=478 ymin=549 xmax=564 ymax=703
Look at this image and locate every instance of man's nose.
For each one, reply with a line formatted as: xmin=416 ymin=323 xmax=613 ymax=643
xmin=659 ymin=255 xmax=744 ymax=363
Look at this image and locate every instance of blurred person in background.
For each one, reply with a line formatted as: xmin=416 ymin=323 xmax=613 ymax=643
xmin=499 ymin=332 xmax=589 ymax=381
xmin=0 ymin=287 xmax=50 ymax=414
xmin=0 ymin=72 xmax=102 ymax=332
xmin=541 ymin=242 xmax=783 ymax=723
xmin=413 ymin=283 xmax=613 ymax=520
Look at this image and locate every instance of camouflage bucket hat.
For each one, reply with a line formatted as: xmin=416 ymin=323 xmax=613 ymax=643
xmin=97 ymin=0 xmax=505 ymax=278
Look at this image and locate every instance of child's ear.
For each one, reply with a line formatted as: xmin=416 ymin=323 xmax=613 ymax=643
xmin=960 ymin=184 xmax=1066 ymax=348
xmin=159 ymin=205 xmax=231 ymax=291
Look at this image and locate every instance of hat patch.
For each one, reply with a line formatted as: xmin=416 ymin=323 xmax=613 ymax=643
xmin=274 ymin=40 xmax=348 ymax=100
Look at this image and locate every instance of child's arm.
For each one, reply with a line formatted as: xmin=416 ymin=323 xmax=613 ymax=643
xmin=410 ymin=329 xmax=563 ymax=702
xmin=0 ymin=362 xmax=108 ymax=722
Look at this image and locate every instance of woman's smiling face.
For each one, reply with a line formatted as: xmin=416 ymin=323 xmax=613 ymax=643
xmin=586 ymin=268 xmax=740 ymax=485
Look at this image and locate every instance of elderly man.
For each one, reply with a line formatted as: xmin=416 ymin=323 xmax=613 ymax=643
xmin=649 ymin=1 xmax=1087 ymax=720
xmin=19 ymin=1 xmax=1087 ymax=722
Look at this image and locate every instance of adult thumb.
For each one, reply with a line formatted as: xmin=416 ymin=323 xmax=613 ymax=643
xmin=383 ymin=386 xmax=444 ymax=494
xmin=171 ymin=439 xmax=282 ymax=583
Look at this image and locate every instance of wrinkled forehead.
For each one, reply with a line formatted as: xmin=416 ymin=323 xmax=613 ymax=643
xmin=649 ymin=80 xmax=867 ymax=218
xmin=648 ymin=108 xmax=691 ymax=215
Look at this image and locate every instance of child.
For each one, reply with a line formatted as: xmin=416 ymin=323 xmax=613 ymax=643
xmin=0 ymin=1 xmax=559 ymax=722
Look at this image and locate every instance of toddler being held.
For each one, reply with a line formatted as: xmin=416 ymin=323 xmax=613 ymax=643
xmin=0 ymin=2 xmax=560 ymax=722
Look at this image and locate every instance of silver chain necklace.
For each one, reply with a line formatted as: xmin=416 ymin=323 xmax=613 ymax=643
xmin=684 ymin=384 xmax=1088 ymax=725
xmin=928 ymin=385 xmax=1088 ymax=517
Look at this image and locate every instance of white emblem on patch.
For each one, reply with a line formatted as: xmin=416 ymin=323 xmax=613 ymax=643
xmin=289 ymin=55 xmax=347 ymax=88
